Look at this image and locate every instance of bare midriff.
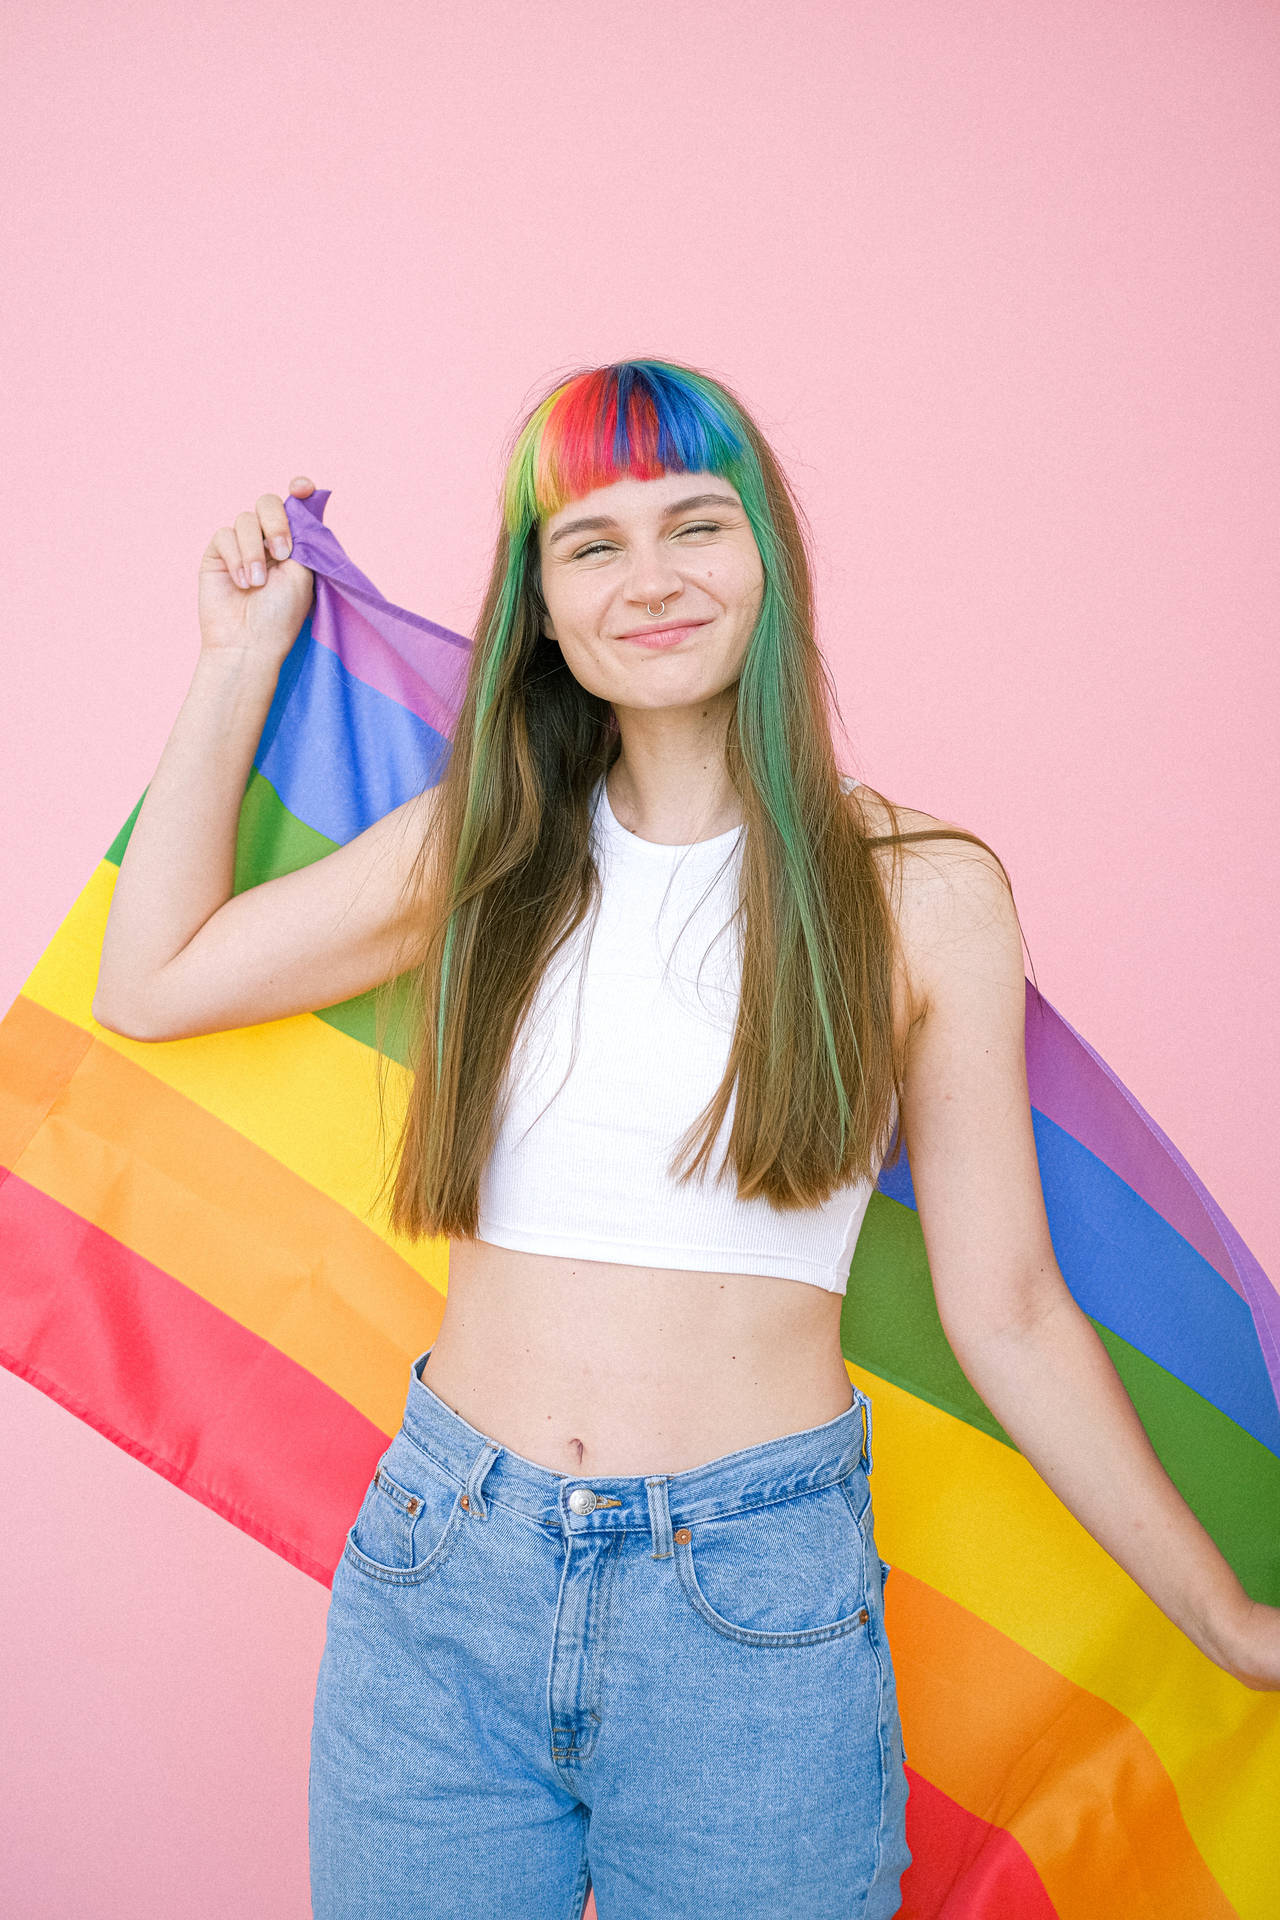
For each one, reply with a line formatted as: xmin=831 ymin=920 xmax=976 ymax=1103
xmin=419 ymin=1235 xmax=856 ymax=1478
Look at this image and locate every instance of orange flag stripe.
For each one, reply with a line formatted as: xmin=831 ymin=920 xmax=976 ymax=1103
xmin=0 ymin=994 xmax=444 ymax=1435
xmin=888 ymin=1569 xmax=1232 ymax=1919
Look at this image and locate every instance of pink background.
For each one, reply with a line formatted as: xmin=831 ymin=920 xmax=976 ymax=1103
xmin=3 ymin=1 xmax=1277 ymax=1911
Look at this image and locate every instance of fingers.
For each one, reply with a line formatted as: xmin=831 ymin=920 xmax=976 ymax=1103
xmin=209 ymin=526 xmax=244 ymax=583
xmin=207 ymin=478 xmax=313 ymax=589
xmin=234 ymin=509 xmax=269 ymax=588
xmin=256 ymin=490 xmax=294 ymax=564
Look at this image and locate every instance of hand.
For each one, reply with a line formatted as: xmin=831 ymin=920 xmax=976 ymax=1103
xmin=1208 ymin=1595 xmax=1280 ymax=1690
xmin=197 ymin=476 xmax=317 ymax=666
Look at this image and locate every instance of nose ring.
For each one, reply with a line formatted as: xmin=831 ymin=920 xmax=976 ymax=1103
xmin=646 ymin=601 xmax=665 ymax=616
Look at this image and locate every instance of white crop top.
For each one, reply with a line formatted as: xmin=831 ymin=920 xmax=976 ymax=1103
xmin=474 ymin=773 xmax=885 ymax=1294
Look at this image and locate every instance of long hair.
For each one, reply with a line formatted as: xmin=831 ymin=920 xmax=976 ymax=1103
xmin=370 ymin=357 xmax=1024 ymax=1241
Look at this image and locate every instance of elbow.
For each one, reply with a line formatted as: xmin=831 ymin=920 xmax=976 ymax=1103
xmin=91 ymin=989 xmax=165 ymax=1042
xmin=939 ymin=1266 xmax=1076 ymax=1356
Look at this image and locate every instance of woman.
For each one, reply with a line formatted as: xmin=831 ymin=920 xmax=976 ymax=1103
xmin=93 ymin=359 xmax=1280 ymax=1920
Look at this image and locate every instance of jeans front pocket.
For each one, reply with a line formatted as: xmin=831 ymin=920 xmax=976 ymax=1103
xmin=342 ymin=1429 xmax=467 ymax=1587
xmin=672 ymin=1468 xmax=873 ymax=1647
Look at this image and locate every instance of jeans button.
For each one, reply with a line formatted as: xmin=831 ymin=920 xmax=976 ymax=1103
xmin=568 ymin=1487 xmax=597 ymax=1515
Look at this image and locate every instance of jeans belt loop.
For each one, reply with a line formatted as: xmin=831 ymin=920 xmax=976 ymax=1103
xmin=645 ymin=1476 xmax=675 ymax=1560
xmin=464 ymin=1441 xmax=502 ymax=1519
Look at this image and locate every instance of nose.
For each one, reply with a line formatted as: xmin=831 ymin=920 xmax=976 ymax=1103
xmin=623 ymin=547 xmax=685 ymax=612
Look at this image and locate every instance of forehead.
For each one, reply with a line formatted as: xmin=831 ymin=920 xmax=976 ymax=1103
xmin=541 ymin=470 xmax=742 ymax=543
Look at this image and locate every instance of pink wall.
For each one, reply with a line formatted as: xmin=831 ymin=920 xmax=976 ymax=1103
xmin=3 ymin=1 xmax=1276 ymax=1910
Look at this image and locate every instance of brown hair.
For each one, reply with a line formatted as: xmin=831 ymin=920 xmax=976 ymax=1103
xmin=368 ymin=361 xmax=1030 ymax=1243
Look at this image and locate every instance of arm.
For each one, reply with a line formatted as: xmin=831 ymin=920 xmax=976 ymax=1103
xmin=93 ymin=768 xmax=438 ymax=1041
xmin=894 ymin=834 xmax=1280 ymax=1690
xmin=93 ymin=643 xmax=283 ymax=1033
xmin=93 ymin=482 xmax=439 ymax=1041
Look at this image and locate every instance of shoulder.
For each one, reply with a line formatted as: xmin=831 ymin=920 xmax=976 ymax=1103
xmin=843 ymin=781 xmax=1025 ymax=1027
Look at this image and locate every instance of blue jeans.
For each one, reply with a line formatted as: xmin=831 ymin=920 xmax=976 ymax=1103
xmin=309 ymin=1345 xmax=911 ymax=1919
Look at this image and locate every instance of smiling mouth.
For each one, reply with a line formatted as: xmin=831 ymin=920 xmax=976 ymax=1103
xmin=615 ymin=619 xmax=712 ymax=647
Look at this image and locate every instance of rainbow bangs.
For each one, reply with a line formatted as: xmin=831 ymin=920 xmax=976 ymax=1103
xmin=502 ymin=361 xmax=752 ymax=533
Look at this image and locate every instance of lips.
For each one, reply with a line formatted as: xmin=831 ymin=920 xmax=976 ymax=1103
xmin=615 ymin=618 xmax=711 ymax=647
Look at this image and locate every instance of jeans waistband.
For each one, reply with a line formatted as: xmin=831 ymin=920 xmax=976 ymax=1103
xmin=398 ymin=1346 xmax=873 ymax=1544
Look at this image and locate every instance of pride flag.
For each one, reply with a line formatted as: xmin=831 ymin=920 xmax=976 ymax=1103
xmin=2 ymin=487 xmax=1277 ymax=1918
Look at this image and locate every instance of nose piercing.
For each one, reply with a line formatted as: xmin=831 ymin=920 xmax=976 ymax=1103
xmin=646 ymin=601 xmax=666 ymax=616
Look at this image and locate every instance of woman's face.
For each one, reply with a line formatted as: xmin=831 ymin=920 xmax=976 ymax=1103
xmin=536 ymin=470 xmax=765 ymax=713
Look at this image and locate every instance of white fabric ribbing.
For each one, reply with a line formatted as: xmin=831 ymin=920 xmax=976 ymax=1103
xmin=474 ymin=773 xmax=880 ymax=1293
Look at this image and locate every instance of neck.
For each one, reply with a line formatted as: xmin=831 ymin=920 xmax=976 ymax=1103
xmin=606 ymin=701 xmax=743 ymax=844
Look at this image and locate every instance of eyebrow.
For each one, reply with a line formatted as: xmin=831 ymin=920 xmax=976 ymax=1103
xmin=546 ymin=492 xmax=743 ymax=548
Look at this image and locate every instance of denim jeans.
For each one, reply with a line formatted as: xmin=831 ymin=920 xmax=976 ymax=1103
xmin=309 ymin=1345 xmax=911 ymax=1919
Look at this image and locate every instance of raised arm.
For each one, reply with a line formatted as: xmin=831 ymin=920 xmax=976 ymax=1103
xmin=92 ymin=479 xmax=439 ymax=1042
xmin=93 ymin=781 xmax=438 ymax=1041
xmin=893 ymin=830 xmax=1280 ymax=1691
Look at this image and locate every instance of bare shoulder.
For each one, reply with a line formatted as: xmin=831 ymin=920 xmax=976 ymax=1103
xmin=846 ymin=782 xmax=1024 ymax=1026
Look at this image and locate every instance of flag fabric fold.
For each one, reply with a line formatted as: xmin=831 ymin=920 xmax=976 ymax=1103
xmin=2 ymin=486 xmax=1276 ymax=1919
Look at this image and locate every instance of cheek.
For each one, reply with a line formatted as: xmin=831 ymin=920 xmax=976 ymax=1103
xmin=715 ymin=553 xmax=764 ymax=611
xmin=551 ymin=577 xmax=612 ymax=636
xmin=553 ymin=634 xmax=617 ymax=701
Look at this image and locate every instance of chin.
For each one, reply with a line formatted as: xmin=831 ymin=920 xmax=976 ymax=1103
xmin=608 ymin=664 xmax=735 ymax=698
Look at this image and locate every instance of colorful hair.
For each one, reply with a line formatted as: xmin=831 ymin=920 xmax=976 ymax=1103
xmin=375 ymin=358 xmax=1016 ymax=1240
xmin=501 ymin=362 xmax=756 ymax=534
xmin=454 ymin=361 xmax=794 ymax=937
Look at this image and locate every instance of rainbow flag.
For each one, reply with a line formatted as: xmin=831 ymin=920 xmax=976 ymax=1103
xmin=2 ymin=487 xmax=1277 ymax=1918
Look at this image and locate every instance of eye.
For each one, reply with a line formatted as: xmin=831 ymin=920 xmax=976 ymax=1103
xmin=571 ymin=522 xmax=723 ymax=561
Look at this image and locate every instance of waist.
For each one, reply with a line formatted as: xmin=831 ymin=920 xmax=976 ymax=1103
xmin=402 ymin=1340 xmax=872 ymax=1525
xmin=429 ymin=1237 xmax=855 ymax=1477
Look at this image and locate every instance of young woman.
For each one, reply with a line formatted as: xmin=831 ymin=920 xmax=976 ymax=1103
xmin=93 ymin=360 xmax=1280 ymax=1920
